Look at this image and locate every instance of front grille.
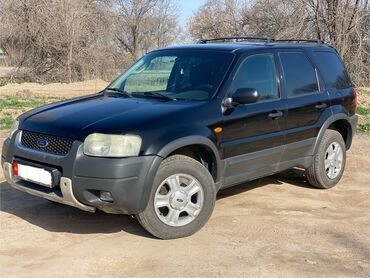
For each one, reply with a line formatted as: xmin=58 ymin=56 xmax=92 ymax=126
xmin=21 ymin=131 xmax=74 ymax=156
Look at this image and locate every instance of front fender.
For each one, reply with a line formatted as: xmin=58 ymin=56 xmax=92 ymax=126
xmin=156 ymin=135 xmax=219 ymax=158
xmin=144 ymin=125 xmax=223 ymax=182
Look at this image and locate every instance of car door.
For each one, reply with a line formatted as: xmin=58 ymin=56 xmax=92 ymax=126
xmin=277 ymin=50 xmax=330 ymax=163
xmin=221 ymin=52 xmax=286 ymax=187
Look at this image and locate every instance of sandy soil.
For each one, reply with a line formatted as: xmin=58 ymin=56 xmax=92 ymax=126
xmin=0 ymin=79 xmax=108 ymax=98
xmin=0 ymin=134 xmax=369 ymax=277
xmin=1 ymin=81 xmax=369 ymax=277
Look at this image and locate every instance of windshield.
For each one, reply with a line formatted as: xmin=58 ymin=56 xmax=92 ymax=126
xmin=108 ymin=50 xmax=234 ymax=101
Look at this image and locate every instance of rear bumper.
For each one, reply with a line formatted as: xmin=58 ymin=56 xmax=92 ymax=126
xmin=1 ymin=131 xmax=162 ymax=214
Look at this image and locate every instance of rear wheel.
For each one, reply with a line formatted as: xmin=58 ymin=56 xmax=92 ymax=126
xmin=137 ymin=155 xmax=216 ymax=239
xmin=306 ymin=130 xmax=346 ymax=189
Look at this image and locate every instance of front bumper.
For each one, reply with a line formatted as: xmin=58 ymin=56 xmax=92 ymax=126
xmin=3 ymin=162 xmax=95 ymax=212
xmin=1 ymin=130 xmax=162 ymax=214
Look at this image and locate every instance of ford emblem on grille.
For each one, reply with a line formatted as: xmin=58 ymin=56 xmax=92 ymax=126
xmin=37 ymin=138 xmax=49 ymax=148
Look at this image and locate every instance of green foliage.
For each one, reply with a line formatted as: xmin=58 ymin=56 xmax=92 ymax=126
xmin=357 ymin=106 xmax=370 ymax=115
xmin=0 ymin=97 xmax=44 ymax=109
xmin=0 ymin=96 xmax=64 ymax=131
xmin=0 ymin=116 xmax=14 ymax=129
xmin=357 ymin=122 xmax=370 ymax=134
xmin=357 ymin=87 xmax=370 ymax=95
xmin=0 ymin=96 xmax=62 ymax=109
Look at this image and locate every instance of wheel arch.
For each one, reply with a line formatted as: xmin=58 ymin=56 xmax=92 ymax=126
xmin=157 ymin=136 xmax=222 ymax=186
xmin=313 ymin=113 xmax=353 ymax=154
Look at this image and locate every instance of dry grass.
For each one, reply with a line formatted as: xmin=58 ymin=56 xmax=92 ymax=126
xmin=357 ymin=88 xmax=370 ymax=133
xmin=0 ymin=79 xmax=108 ymax=98
xmin=0 ymin=79 xmax=108 ymax=130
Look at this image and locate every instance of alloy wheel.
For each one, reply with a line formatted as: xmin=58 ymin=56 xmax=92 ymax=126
xmin=154 ymin=173 xmax=204 ymax=227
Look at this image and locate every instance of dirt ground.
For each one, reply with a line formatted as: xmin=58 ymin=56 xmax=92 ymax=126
xmin=0 ymin=80 xmax=369 ymax=277
xmin=0 ymin=79 xmax=108 ymax=98
xmin=0 ymin=133 xmax=369 ymax=277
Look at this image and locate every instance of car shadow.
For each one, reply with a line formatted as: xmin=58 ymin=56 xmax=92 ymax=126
xmin=0 ymin=168 xmax=314 ymax=237
xmin=0 ymin=181 xmax=154 ymax=238
xmin=217 ymin=168 xmax=314 ymax=200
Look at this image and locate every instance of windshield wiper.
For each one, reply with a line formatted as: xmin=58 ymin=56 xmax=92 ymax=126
xmin=142 ymin=92 xmax=175 ymax=101
xmin=104 ymin=87 xmax=131 ymax=98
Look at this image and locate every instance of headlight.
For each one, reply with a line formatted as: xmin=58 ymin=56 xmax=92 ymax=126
xmin=83 ymin=133 xmax=142 ymax=157
xmin=9 ymin=120 xmax=19 ymax=139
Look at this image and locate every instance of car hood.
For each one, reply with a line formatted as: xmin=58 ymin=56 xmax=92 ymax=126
xmin=19 ymin=93 xmax=202 ymax=140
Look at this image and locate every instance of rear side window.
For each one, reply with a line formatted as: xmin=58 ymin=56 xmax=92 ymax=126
xmin=279 ymin=52 xmax=318 ymax=97
xmin=313 ymin=51 xmax=351 ymax=89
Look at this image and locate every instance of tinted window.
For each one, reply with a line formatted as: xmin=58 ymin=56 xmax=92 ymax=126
xmin=280 ymin=52 xmax=318 ymax=97
xmin=313 ymin=51 xmax=351 ymax=89
xmin=231 ymin=54 xmax=278 ymax=101
xmin=110 ymin=51 xmax=234 ymax=101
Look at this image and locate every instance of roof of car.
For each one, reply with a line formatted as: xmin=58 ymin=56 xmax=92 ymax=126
xmin=156 ymin=42 xmax=334 ymax=53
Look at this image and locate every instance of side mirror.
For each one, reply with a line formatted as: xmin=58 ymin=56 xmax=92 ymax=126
xmin=232 ymin=88 xmax=259 ymax=105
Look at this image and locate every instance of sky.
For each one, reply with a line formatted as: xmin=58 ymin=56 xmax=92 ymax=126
xmin=177 ymin=0 xmax=207 ymax=28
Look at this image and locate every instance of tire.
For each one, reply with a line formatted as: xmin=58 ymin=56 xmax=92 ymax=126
xmin=136 ymin=155 xmax=216 ymax=239
xmin=306 ymin=129 xmax=346 ymax=189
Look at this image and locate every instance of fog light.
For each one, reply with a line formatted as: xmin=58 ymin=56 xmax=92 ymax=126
xmin=99 ymin=191 xmax=113 ymax=202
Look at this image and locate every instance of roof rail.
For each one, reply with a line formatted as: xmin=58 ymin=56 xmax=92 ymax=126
xmin=274 ymin=38 xmax=324 ymax=44
xmin=197 ymin=36 xmax=275 ymax=44
xmin=196 ymin=37 xmax=330 ymax=47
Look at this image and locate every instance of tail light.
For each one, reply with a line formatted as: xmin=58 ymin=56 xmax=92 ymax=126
xmin=353 ymin=89 xmax=357 ymax=113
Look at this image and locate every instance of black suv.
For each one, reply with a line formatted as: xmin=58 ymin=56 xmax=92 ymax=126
xmin=1 ymin=37 xmax=358 ymax=239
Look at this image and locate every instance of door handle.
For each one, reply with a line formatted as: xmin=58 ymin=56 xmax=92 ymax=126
xmin=315 ymin=102 xmax=327 ymax=109
xmin=268 ymin=110 xmax=283 ymax=119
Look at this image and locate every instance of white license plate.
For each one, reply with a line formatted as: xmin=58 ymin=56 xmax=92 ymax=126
xmin=16 ymin=163 xmax=53 ymax=187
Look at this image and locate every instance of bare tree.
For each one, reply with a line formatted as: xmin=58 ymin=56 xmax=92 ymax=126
xmin=188 ymin=0 xmax=311 ymax=39
xmin=187 ymin=0 xmax=370 ymax=86
xmin=151 ymin=0 xmax=180 ymax=49
xmin=0 ymin=0 xmax=180 ymax=82
xmin=304 ymin=0 xmax=369 ymax=85
xmin=187 ymin=0 xmax=246 ymax=39
xmin=112 ymin=0 xmax=180 ymax=59
xmin=0 ymin=0 xmax=367 ymax=85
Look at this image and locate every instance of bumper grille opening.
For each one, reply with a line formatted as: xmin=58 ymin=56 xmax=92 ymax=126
xmin=17 ymin=179 xmax=62 ymax=196
xmin=21 ymin=131 xmax=74 ymax=156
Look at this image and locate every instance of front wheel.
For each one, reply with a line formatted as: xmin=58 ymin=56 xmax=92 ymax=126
xmin=137 ymin=155 xmax=216 ymax=239
xmin=306 ymin=130 xmax=346 ymax=189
